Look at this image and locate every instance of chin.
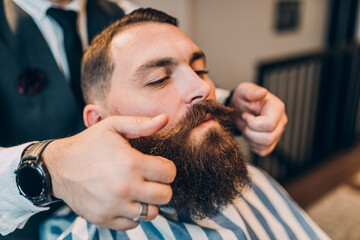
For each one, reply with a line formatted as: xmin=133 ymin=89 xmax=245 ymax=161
xmin=189 ymin=119 xmax=220 ymax=144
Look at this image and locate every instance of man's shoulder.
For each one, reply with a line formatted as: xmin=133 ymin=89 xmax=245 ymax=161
xmin=247 ymin=164 xmax=274 ymax=185
xmin=244 ymin=164 xmax=289 ymax=199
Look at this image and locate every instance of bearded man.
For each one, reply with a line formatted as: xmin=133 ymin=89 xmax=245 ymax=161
xmin=41 ymin=8 xmax=329 ymax=240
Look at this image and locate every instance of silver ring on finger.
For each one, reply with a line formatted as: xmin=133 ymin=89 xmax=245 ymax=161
xmin=132 ymin=202 xmax=148 ymax=221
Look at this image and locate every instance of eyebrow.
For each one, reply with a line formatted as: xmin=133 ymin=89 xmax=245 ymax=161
xmin=135 ymin=57 xmax=177 ymax=77
xmin=190 ymin=51 xmax=206 ymax=65
xmin=134 ymin=51 xmax=206 ymax=77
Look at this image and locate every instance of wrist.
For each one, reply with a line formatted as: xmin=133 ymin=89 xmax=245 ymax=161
xmin=42 ymin=139 xmax=64 ymax=200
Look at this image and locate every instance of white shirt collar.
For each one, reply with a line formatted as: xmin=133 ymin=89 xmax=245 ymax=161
xmin=12 ymin=0 xmax=85 ymax=22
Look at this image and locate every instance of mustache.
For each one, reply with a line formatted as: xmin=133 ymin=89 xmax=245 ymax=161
xmin=131 ymin=99 xmax=238 ymax=165
xmin=163 ymin=100 xmax=236 ymax=137
xmin=129 ymin=99 xmax=236 ymax=155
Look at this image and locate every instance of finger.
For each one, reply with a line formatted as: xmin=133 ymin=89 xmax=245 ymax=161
xmin=243 ymin=124 xmax=283 ymax=147
xmin=235 ymin=82 xmax=268 ymax=102
xmin=99 ymin=216 xmax=140 ymax=231
xmin=253 ymin=93 xmax=286 ymax=129
xmin=243 ymin=112 xmax=284 ymax=132
xmin=107 ymin=114 xmax=169 ymax=139
xmin=133 ymin=181 xmax=173 ymax=205
xmin=140 ymin=204 xmax=159 ymax=222
xmin=101 ymin=202 xmax=159 ymax=225
xmin=248 ymin=140 xmax=278 ymax=157
xmin=141 ymin=155 xmax=176 ymax=184
xmin=126 ymin=202 xmax=159 ymax=222
xmin=237 ymin=99 xmax=264 ymax=116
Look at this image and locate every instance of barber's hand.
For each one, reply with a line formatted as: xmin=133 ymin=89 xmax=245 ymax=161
xmin=42 ymin=114 xmax=176 ymax=230
xmin=230 ymin=82 xmax=288 ymax=156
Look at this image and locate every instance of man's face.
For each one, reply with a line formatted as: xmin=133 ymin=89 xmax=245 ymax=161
xmin=102 ymin=23 xmax=248 ymax=219
xmin=105 ymin=23 xmax=217 ymax=141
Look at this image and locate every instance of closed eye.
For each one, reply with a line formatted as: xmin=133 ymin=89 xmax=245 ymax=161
xmin=195 ymin=70 xmax=209 ymax=77
xmin=146 ymin=76 xmax=170 ymax=87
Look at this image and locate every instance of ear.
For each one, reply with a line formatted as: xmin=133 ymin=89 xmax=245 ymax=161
xmin=83 ymin=104 xmax=107 ymax=128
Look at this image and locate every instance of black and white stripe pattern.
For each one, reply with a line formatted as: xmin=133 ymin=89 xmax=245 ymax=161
xmin=41 ymin=166 xmax=329 ymax=240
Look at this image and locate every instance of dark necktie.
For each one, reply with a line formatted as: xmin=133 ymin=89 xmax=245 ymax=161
xmin=47 ymin=7 xmax=85 ymax=107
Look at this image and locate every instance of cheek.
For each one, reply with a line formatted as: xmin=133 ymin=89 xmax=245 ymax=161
xmin=108 ymin=90 xmax=183 ymax=128
xmin=150 ymin=98 xmax=183 ymax=131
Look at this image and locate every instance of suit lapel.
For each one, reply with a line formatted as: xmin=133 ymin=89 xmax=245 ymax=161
xmin=3 ymin=0 xmax=65 ymax=83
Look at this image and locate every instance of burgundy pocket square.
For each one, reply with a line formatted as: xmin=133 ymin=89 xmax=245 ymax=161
xmin=16 ymin=68 xmax=46 ymax=96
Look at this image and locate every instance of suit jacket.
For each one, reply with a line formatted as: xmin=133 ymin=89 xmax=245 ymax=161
xmin=0 ymin=0 xmax=125 ymax=147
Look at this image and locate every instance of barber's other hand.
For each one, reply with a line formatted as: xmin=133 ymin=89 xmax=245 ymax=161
xmin=230 ymin=82 xmax=288 ymax=156
xmin=42 ymin=114 xmax=176 ymax=230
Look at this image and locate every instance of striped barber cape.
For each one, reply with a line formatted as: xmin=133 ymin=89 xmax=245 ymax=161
xmin=40 ymin=166 xmax=330 ymax=240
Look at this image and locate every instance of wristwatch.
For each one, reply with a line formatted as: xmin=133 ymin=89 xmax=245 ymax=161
xmin=15 ymin=140 xmax=60 ymax=206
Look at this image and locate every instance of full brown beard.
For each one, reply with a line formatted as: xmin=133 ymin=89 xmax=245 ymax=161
xmin=130 ymin=100 xmax=249 ymax=219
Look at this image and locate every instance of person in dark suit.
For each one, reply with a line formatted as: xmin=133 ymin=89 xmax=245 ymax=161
xmin=0 ymin=0 xmax=287 ymax=239
xmin=0 ymin=1 xmax=176 ymax=239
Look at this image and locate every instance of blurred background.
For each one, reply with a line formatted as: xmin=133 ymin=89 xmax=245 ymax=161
xmin=127 ymin=0 xmax=360 ymax=239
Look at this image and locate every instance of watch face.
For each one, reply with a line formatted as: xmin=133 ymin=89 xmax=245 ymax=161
xmin=17 ymin=163 xmax=45 ymax=198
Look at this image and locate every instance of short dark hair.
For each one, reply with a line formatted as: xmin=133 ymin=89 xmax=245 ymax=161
xmin=81 ymin=8 xmax=178 ymax=104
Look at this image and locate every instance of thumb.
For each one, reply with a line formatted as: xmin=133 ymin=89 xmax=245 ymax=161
xmin=108 ymin=114 xmax=169 ymax=139
xmin=236 ymin=82 xmax=268 ymax=102
xmin=242 ymin=112 xmax=256 ymax=126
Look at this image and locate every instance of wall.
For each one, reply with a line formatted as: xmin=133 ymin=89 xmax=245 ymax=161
xmin=130 ymin=0 xmax=196 ymax=38
xmin=130 ymin=0 xmax=329 ymax=89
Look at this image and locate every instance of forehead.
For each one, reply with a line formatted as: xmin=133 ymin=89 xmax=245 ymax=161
xmin=109 ymin=23 xmax=202 ymax=76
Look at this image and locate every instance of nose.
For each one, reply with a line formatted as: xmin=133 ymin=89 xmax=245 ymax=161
xmin=182 ymin=67 xmax=212 ymax=105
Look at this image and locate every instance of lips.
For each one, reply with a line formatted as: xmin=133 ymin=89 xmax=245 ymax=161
xmin=202 ymin=113 xmax=214 ymax=123
xmin=196 ymin=113 xmax=216 ymax=129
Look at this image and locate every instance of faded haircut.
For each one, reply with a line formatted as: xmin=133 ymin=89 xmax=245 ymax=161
xmin=81 ymin=8 xmax=178 ymax=104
